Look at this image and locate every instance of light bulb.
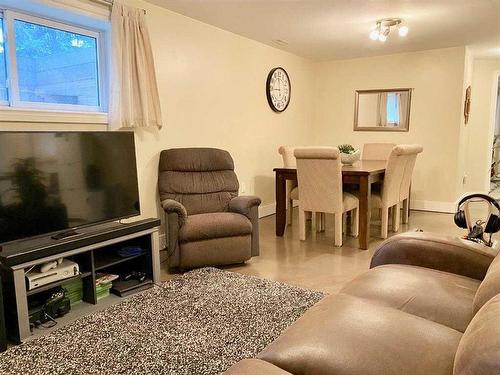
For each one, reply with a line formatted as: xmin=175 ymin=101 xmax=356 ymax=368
xmin=369 ymin=29 xmax=380 ymax=40
xmin=378 ymin=33 xmax=388 ymax=42
xmin=398 ymin=25 xmax=409 ymax=37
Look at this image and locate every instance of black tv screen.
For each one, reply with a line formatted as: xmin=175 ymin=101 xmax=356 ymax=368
xmin=0 ymin=132 xmax=140 ymax=244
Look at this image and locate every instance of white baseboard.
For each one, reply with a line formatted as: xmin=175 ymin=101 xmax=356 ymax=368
xmin=259 ymin=203 xmax=276 ymax=218
xmin=409 ymin=200 xmax=455 ymax=213
xmin=258 ymin=200 xmax=456 ymax=217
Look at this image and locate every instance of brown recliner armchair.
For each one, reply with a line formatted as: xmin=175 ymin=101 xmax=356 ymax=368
xmin=158 ymin=148 xmax=261 ymax=270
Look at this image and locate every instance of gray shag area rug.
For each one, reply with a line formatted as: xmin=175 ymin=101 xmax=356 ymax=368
xmin=0 ymin=268 xmax=324 ymax=375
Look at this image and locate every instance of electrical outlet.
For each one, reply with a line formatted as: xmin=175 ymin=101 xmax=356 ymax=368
xmin=462 ymin=175 xmax=467 ymax=185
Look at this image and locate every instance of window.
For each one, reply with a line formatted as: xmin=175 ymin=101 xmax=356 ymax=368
xmin=0 ymin=10 xmax=105 ymax=112
xmin=386 ymin=93 xmax=400 ymax=125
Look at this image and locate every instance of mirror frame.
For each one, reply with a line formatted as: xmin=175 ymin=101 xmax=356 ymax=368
xmin=353 ymin=88 xmax=412 ymax=132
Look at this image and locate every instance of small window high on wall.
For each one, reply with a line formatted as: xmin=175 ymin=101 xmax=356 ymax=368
xmin=0 ymin=10 xmax=105 ymax=112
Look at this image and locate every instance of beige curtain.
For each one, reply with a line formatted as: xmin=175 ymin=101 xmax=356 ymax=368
xmin=377 ymin=93 xmax=388 ymax=127
xmin=109 ymin=2 xmax=163 ymax=130
xmin=398 ymin=92 xmax=408 ymax=127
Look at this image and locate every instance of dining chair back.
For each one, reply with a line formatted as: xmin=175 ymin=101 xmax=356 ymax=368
xmin=399 ymin=146 xmax=422 ymax=222
xmin=294 ymin=147 xmax=359 ymax=246
xmin=295 ymin=147 xmax=343 ymax=213
xmin=362 ymin=143 xmax=396 ymax=161
xmin=278 ymin=146 xmax=297 ymax=168
xmin=377 ymin=144 xmax=423 ymax=238
xmin=278 ymin=146 xmax=300 ymax=225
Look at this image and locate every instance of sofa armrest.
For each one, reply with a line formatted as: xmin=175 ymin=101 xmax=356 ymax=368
xmin=161 ymin=199 xmax=187 ymax=226
xmin=224 ymin=359 xmax=292 ymax=375
xmin=229 ymin=196 xmax=261 ymax=257
xmin=229 ymin=196 xmax=262 ymax=216
xmin=370 ymin=232 xmax=496 ymax=280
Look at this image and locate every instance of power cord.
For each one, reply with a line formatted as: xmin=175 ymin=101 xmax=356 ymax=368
xmin=39 ymin=312 xmax=57 ymax=329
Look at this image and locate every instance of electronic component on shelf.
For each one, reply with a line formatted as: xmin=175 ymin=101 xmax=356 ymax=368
xmin=29 ymin=289 xmax=71 ymax=330
xmin=40 ymin=258 xmax=63 ymax=273
xmin=26 ymin=259 xmax=79 ymax=291
xmin=121 ymin=271 xmax=147 ymax=283
xmin=116 ymin=246 xmax=143 ymax=257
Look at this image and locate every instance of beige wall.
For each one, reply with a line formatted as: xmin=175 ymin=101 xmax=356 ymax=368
xmin=463 ymin=59 xmax=500 ymax=192
xmin=0 ymin=2 xmax=485 ymax=219
xmin=312 ymin=47 xmax=467 ymax=211
xmin=0 ymin=1 xmax=316 ymax=222
xmin=131 ymin=1 xmax=316 ymax=219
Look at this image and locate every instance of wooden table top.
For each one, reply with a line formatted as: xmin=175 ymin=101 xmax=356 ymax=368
xmin=274 ymin=160 xmax=386 ymax=175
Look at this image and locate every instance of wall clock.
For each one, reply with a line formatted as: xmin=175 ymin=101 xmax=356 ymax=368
xmin=266 ymin=67 xmax=291 ymax=112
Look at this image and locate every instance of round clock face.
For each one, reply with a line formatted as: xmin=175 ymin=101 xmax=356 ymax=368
xmin=266 ymin=67 xmax=291 ymax=112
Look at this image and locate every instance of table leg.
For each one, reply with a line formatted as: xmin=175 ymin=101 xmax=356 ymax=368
xmin=358 ymin=175 xmax=371 ymax=250
xmin=275 ymin=172 xmax=287 ymax=236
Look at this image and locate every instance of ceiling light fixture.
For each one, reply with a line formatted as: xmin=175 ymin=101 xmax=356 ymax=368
xmin=369 ymin=18 xmax=409 ymax=42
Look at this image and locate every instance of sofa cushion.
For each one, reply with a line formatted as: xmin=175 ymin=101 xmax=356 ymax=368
xmin=454 ymin=293 xmax=500 ymax=375
xmin=473 ymin=254 xmax=500 ymax=314
xmin=340 ymin=264 xmax=479 ymax=332
xmin=258 ymin=293 xmax=462 ymax=375
xmin=225 ymin=359 xmax=292 ymax=375
xmin=179 ymin=213 xmax=252 ymax=243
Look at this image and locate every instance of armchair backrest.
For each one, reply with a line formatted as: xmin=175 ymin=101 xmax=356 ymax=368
xmin=158 ymin=148 xmax=239 ymax=215
xmin=294 ymin=147 xmax=343 ymax=213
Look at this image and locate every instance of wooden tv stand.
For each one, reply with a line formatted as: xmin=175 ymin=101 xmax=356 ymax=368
xmin=0 ymin=218 xmax=160 ymax=342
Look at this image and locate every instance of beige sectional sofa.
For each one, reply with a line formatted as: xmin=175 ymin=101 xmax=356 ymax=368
xmin=225 ymin=232 xmax=500 ymax=375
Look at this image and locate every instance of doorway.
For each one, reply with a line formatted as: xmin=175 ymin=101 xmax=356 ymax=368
xmin=490 ymin=75 xmax=500 ymax=198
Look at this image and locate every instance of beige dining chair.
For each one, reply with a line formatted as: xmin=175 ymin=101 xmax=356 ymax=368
xmin=278 ymin=146 xmax=300 ymax=225
xmin=362 ymin=143 xmax=396 ymax=161
xmin=370 ymin=144 xmax=423 ymax=238
xmin=294 ymin=147 xmax=359 ymax=247
xmin=400 ymin=147 xmax=421 ymax=224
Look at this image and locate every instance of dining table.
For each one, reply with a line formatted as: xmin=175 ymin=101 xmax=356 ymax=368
xmin=273 ymin=160 xmax=387 ymax=250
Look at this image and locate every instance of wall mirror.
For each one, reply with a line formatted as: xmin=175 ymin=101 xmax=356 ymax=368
xmin=354 ymin=88 xmax=412 ymax=132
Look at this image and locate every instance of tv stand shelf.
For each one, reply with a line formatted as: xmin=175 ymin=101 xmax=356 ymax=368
xmin=0 ymin=218 xmax=160 ymax=343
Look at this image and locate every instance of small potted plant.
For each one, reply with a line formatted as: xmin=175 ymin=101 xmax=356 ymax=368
xmin=338 ymin=144 xmax=360 ymax=165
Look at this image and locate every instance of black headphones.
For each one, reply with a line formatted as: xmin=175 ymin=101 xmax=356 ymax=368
xmin=454 ymin=193 xmax=500 ymax=234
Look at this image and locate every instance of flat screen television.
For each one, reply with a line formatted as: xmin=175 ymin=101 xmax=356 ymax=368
xmin=0 ymin=131 xmax=140 ymax=245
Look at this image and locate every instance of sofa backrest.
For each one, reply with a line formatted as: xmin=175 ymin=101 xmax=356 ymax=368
xmin=473 ymin=252 xmax=500 ymax=314
xmin=158 ymin=148 xmax=239 ymax=215
xmin=454 ymin=293 xmax=500 ymax=375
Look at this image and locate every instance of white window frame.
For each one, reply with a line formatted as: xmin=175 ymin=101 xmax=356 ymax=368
xmin=0 ymin=9 xmax=107 ymax=113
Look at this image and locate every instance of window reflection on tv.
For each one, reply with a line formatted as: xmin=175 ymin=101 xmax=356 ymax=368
xmin=0 ymin=132 xmax=140 ymax=244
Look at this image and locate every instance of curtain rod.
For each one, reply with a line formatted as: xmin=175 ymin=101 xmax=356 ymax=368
xmin=89 ymin=0 xmax=147 ymax=14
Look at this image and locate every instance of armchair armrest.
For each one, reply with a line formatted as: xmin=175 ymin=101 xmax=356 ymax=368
xmin=161 ymin=199 xmax=187 ymax=269
xmin=370 ymin=232 xmax=496 ymax=280
xmin=229 ymin=196 xmax=262 ymax=216
xmin=229 ymin=195 xmax=261 ymax=257
xmin=161 ymin=199 xmax=188 ymax=226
